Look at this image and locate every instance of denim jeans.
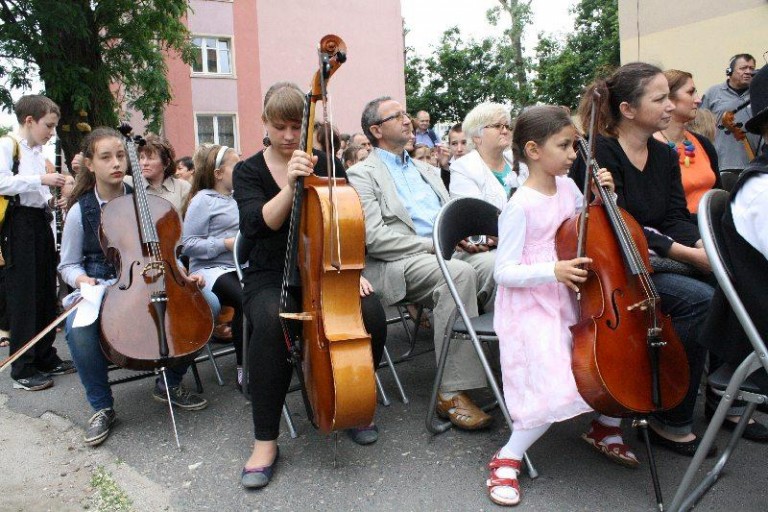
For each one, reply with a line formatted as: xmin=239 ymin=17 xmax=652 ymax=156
xmin=65 ymin=315 xmax=186 ymax=412
xmin=649 ymin=272 xmax=714 ymax=435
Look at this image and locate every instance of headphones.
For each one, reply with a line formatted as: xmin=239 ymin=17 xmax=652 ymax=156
xmin=726 ymin=56 xmax=737 ymax=77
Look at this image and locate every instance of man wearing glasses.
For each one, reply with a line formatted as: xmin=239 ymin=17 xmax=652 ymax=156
xmin=346 ymin=97 xmax=496 ymax=431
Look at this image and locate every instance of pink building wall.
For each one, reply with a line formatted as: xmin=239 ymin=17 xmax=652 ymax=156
xmin=160 ymin=0 xmax=405 ymax=158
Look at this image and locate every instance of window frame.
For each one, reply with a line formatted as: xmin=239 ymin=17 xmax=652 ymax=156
xmin=190 ymin=34 xmax=235 ymax=77
xmin=194 ymin=112 xmax=239 ymax=151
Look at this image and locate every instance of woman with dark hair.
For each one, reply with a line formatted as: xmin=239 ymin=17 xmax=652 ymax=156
xmin=233 ymin=82 xmax=387 ymax=489
xmin=572 ymin=63 xmax=717 ymax=457
xmin=175 ymin=156 xmax=195 ymax=183
xmin=653 ymin=69 xmax=721 ymax=220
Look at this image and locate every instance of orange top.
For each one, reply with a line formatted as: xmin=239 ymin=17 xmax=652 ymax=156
xmin=677 ymin=132 xmax=714 ymax=214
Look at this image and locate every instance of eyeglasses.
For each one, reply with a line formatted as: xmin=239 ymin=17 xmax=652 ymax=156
xmin=375 ymin=111 xmax=410 ymax=125
xmin=484 ymin=122 xmax=512 ymax=131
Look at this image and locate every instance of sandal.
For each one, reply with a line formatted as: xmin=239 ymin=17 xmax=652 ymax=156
xmin=582 ymin=419 xmax=639 ymax=468
xmin=487 ymin=451 xmax=521 ymax=506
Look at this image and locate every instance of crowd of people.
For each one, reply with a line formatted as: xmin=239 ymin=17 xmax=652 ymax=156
xmin=1 ymin=52 xmax=766 ymax=507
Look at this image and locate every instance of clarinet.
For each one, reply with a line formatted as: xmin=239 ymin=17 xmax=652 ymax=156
xmin=53 ymin=138 xmax=63 ymax=253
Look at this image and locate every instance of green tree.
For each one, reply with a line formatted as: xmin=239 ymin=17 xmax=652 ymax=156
xmin=405 ymin=27 xmax=521 ymax=124
xmin=0 ymin=125 xmax=11 ymax=138
xmin=534 ymin=0 xmax=620 ymax=110
xmin=487 ymin=0 xmax=534 ymax=107
xmin=0 ymin=0 xmax=193 ymax=159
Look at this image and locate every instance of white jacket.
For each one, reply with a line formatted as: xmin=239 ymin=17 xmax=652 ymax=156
xmin=449 ymin=149 xmax=526 ymax=210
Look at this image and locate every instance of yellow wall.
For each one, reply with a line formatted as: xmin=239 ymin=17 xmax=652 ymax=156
xmin=618 ymin=2 xmax=767 ymax=92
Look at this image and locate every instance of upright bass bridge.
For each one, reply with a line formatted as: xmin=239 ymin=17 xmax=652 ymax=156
xmin=142 ymin=261 xmax=166 ymax=279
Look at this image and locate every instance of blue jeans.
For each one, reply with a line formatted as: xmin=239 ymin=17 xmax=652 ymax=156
xmin=65 ymin=315 xmax=186 ymax=412
xmin=649 ymin=272 xmax=714 ymax=435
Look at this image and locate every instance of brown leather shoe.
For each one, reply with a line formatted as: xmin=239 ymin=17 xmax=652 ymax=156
xmin=436 ymin=392 xmax=493 ymax=430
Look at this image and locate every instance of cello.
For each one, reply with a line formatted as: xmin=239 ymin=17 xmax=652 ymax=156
xmin=280 ymin=35 xmax=376 ymax=434
xmin=99 ymin=127 xmax=213 ymax=371
xmin=556 ymin=94 xmax=689 ymax=417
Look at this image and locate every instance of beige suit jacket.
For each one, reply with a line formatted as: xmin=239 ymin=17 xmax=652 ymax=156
xmin=346 ymin=149 xmax=449 ymax=306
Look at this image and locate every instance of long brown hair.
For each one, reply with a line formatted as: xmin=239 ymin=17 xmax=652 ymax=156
xmin=182 ymin=143 xmax=234 ymax=217
xmin=67 ymin=127 xmax=123 ymax=209
xmin=578 ymin=62 xmax=664 ymax=137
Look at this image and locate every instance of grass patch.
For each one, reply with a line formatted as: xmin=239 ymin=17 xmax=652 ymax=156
xmin=88 ymin=466 xmax=133 ymax=512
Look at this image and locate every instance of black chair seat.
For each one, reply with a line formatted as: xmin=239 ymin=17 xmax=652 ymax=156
xmin=452 ymin=312 xmax=495 ymax=336
xmin=708 ymin=364 xmax=764 ymax=394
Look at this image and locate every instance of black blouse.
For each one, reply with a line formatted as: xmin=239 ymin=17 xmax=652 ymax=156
xmin=570 ymin=135 xmax=700 ymax=257
xmin=233 ymin=149 xmax=345 ymax=291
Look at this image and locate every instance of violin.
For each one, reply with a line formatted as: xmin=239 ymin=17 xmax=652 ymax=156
xmin=556 ymin=96 xmax=689 ymax=416
xmin=280 ymin=35 xmax=376 ymax=433
xmin=720 ymin=107 xmax=755 ymax=161
xmin=98 ymin=126 xmax=213 ymax=370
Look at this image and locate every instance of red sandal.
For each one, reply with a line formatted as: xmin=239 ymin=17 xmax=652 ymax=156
xmin=487 ymin=451 xmax=521 ymax=506
xmin=582 ymin=419 xmax=639 ymax=468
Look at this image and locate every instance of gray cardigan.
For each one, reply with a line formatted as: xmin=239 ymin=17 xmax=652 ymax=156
xmin=181 ymin=189 xmax=239 ymax=273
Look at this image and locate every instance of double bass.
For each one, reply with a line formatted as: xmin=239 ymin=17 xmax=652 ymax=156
xmin=556 ymin=96 xmax=689 ymax=417
xmin=280 ymin=35 xmax=376 ymax=433
xmin=99 ymin=127 xmax=213 ymax=370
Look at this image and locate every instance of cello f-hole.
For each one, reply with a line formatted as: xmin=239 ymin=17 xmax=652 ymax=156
xmin=118 ymin=260 xmax=140 ymax=290
xmin=606 ymin=289 xmax=623 ymax=330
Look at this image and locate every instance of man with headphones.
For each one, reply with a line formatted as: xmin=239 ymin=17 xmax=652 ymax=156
xmin=701 ymin=54 xmax=760 ymax=175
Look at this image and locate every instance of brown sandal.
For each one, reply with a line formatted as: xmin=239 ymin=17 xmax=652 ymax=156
xmin=487 ymin=451 xmax=521 ymax=506
xmin=582 ymin=420 xmax=639 ymax=468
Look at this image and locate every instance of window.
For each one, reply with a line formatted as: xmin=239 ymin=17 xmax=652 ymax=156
xmin=196 ymin=114 xmax=236 ymax=148
xmin=191 ymin=37 xmax=232 ymax=74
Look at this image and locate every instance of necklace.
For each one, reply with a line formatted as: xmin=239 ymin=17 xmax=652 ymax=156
xmin=661 ymin=130 xmax=695 ymax=167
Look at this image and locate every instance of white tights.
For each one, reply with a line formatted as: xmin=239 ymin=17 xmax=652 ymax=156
xmin=492 ymin=415 xmax=623 ymax=502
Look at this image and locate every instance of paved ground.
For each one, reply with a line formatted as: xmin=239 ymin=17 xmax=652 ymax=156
xmin=1 ymin=314 xmax=767 ymax=511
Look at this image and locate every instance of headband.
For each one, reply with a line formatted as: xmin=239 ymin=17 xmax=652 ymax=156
xmin=215 ymin=146 xmax=230 ymax=169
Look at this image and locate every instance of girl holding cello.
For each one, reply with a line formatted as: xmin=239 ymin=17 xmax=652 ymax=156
xmin=58 ymin=128 xmax=207 ymax=447
xmin=572 ymin=63 xmax=716 ymax=456
xmin=233 ymin=82 xmax=387 ymax=489
xmin=488 ymin=106 xmax=632 ymax=507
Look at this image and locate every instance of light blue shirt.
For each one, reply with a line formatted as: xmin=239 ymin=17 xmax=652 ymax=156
xmin=414 ymin=130 xmax=435 ymax=148
xmin=375 ymin=148 xmax=442 ymax=237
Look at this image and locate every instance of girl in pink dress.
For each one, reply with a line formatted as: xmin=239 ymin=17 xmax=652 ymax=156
xmin=487 ymin=106 xmax=636 ymax=507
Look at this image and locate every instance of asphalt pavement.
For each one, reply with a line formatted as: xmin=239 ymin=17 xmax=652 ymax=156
xmin=1 ymin=311 xmax=766 ymax=511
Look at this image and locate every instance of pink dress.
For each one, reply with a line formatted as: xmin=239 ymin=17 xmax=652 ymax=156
xmin=494 ymin=176 xmax=592 ymax=430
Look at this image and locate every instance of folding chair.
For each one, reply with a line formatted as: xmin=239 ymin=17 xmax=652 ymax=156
xmin=719 ymin=171 xmax=740 ymax=193
xmin=425 ymin=197 xmax=537 ymax=479
xmin=669 ymin=189 xmax=768 ymax=511
xmin=233 ymin=232 xmax=297 ymax=438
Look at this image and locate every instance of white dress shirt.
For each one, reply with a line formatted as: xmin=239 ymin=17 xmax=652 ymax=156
xmin=732 ymin=173 xmax=768 ymax=261
xmin=0 ymin=134 xmax=52 ymax=209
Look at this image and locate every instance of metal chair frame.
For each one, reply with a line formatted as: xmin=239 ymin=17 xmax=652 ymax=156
xmin=669 ymin=189 xmax=768 ymax=511
xmin=425 ymin=197 xmax=537 ymax=479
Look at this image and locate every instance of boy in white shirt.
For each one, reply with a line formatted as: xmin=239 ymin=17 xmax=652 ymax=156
xmin=0 ymin=95 xmax=73 ymax=391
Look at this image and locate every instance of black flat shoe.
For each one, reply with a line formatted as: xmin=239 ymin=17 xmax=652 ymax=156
xmin=705 ymin=404 xmax=768 ymax=443
xmin=241 ymin=447 xmax=279 ymax=489
xmin=642 ymin=427 xmax=717 ymax=458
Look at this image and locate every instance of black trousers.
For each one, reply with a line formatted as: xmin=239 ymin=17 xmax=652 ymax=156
xmin=211 ymin=271 xmax=243 ymax=365
xmin=0 ymin=207 xmax=61 ymax=379
xmin=244 ymin=285 xmax=387 ymax=441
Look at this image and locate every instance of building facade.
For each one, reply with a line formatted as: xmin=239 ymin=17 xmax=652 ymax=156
xmin=160 ymin=0 xmax=406 ymax=158
xmin=618 ymin=0 xmax=767 ymax=92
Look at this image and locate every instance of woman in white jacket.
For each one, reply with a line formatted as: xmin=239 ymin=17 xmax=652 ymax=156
xmin=449 ymin=103 xmax=527 ymax=210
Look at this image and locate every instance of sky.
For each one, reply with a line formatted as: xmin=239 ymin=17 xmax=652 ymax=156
xmin=1 ymin=0 xmax=577 ymax=131
xmin=402 ymin=0 xmax=576 ymax=59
